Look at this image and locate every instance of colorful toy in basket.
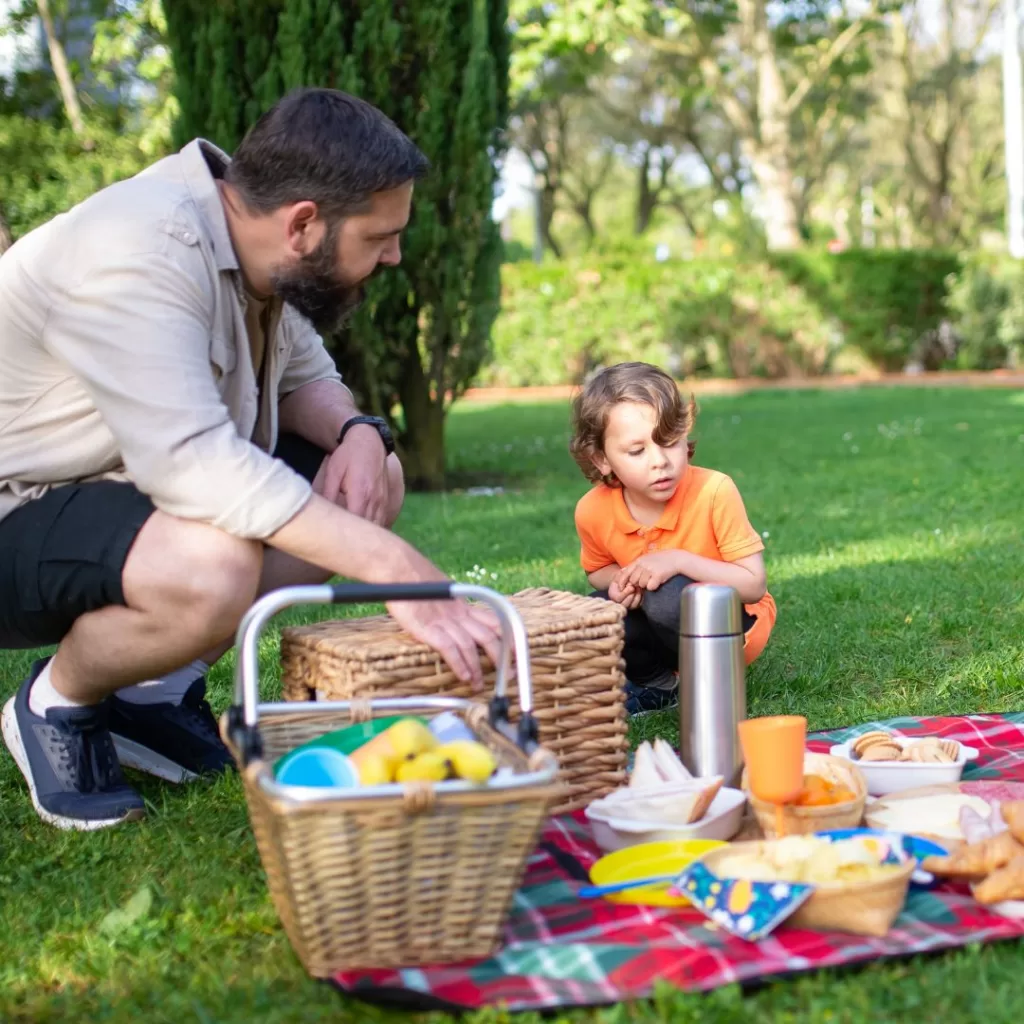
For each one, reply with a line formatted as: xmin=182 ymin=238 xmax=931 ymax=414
xmin=274 ymin=713 xmax=502 ymax=788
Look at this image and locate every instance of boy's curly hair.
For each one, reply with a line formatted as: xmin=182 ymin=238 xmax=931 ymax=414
xmin=569 ymin=362 xmax=697 ymax=486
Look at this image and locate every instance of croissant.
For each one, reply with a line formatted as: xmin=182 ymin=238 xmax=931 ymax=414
xmin=920 ymin=830 xmax=1024 ymax=878
xmin=973 ymin=855 xmax=1024 ymax=904
xmin=1000 ymin=801 xmax=1024 ymax=845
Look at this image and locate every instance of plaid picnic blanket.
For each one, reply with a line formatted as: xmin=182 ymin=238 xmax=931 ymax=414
xmin=332 ymin=714 xmax=1024 ymax=1013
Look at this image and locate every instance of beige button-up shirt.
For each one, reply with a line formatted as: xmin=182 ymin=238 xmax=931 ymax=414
xmin=0 ymin=139 xmax=348 ymax=538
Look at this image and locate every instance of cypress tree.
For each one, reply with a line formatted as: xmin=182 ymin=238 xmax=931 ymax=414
xmin=164 ymin=0 xmax=509 ymax=489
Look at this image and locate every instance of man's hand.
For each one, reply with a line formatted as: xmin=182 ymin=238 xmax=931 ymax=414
xmin=318 ymin=424 xmax=390 ymax=525
xmin=608 ymin=577 xmax=643 ymax=609
xmin=615 ymin=551 xmax=682 ymax=593
xmin=386 ymin=597 xmax=502 ymax=690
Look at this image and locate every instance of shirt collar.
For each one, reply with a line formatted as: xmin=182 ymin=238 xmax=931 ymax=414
xmin=611 ymin=467 xmax=690 ymax=534
xmin=178 ymin=138 xmax=240 ymax=273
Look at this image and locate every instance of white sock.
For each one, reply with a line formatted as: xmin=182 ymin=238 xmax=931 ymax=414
xmin=117 ymin=660 xmax=210 ymax=706
xmin=29 ymin=660 xmax=86 ymax=717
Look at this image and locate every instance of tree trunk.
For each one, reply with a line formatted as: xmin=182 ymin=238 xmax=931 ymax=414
xmin=747 ymin=0 xmax=802 ymax=250
xmin=573 ymin=199 xmax=596 ymax=243
xmin=35 ymin=0 xmax=89 ymax=143
xmin=634 ymin=148 xmax=657 ymax=234
xmin=396 ymin=354 xmax=447 ymax=490
xmin=0 ymin=204 xmax=12 ymax=255
xmin=540 ymin=183 xmax=562 ymax=257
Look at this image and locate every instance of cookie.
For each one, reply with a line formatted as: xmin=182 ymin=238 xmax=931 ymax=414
xmin=900 ymin=738 xmax=956 ymax=764
xmin=852 ymin=731 xmax=893 ymax=757
xmin=859 ymin=743 xmax=903 ymax=762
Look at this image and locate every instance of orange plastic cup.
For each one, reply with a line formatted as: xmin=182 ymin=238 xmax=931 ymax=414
xmin=738 ymin=715 xmax=807 ymax=805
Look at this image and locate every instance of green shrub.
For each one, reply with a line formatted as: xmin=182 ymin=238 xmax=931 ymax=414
xmin=0 ymin=116 xmax=153 ymax=240
xmin=483 ymin=249 xmax=973 ymax=387
xmin=486 ymin=256 xmax=848 ymax=387
xmin=769 ymin=249 xmax=962 ymax=371
xmin=945 ymin=256 xmax=1024 ymax=370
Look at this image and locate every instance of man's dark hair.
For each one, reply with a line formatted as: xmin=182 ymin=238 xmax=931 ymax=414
xmin=225 ymin=88 xmax=430 ymax=219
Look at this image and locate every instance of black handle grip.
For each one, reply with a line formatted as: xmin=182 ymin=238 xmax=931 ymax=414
xmin=329 ymin=582 xmax=454 ymax=603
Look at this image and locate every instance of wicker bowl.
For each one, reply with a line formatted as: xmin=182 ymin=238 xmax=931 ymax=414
xmin=743 ymin=752 xmax=868 ymax=837
xmin=701 ymin=839 xmax=915 ymax=937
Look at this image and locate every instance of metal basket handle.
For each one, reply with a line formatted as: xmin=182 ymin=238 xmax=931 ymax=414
xmin=227 ymin=582 xmax=538 ymax=762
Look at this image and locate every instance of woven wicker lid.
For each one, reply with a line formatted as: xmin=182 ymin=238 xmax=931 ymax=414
xmin=282 ymin=588 xmax=626 ymax=663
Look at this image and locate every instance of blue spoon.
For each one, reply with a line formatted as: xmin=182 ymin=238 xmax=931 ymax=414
xmin=577 ymin=874 xmax=678 ymax=899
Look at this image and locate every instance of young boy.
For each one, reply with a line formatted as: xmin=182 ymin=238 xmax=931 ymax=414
xmin=570 ymin=362 xmax=776 ymax=714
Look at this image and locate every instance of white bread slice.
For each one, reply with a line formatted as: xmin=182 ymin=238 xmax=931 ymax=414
xmin=629 ymin=742 xmax=665 ymax=789
xmin=653 ymin=739 xmax=692 ymax=782
xmin=595 ymin=777 xmax=724 ymax=825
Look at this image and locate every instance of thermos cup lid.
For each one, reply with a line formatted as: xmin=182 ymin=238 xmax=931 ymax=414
xmin=679 ymin=582 xmax=742 ymax=637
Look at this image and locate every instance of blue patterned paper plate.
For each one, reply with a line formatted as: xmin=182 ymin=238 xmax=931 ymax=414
xmin=676 ymin=861 xmax=814 ymax=941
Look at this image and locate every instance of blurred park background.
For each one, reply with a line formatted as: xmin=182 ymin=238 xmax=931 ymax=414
xmin=1 ymin=0 xmax=1021 ymax=489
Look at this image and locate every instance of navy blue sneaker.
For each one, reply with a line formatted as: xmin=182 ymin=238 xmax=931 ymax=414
xmin=1 ymin=660 xmax=146 ymax=830
xmin=624 ymin=679 xmax=680 ymax=716
xmin=108 ymin=678 xmax=234 ymax=783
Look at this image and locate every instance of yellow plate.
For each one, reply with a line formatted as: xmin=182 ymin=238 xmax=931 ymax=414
xmin=588 ymin=839 xmax=727 ymax=907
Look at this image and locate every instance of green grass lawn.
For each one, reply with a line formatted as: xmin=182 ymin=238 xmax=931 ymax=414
xmin=1 ymin=385 xmax=1023 ymax=1023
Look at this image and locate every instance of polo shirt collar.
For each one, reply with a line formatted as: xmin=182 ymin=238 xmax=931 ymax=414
xmin=611 ymin=467 xmax=690 ymax=533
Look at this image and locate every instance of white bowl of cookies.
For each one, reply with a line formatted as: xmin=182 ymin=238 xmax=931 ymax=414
xmin=829 ymin=729 xmax=979 ymax=796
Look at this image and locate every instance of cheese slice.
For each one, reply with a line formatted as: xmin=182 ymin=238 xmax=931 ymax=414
xmin=871 ymin=794 xmax=992 ymax=840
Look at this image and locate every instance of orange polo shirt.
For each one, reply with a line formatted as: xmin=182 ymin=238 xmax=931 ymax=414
xmin=574 ymin=465 xmax=776 ymax=664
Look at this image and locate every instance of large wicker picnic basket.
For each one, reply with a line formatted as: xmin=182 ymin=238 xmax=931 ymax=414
xmin=279 ymin=587 xmax=629 ymax=813
xmin=222 ymin=582 xmax=562 ymax=978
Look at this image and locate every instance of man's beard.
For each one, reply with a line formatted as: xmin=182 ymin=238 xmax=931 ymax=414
xmin=270 ymin=223 xmax=366 ymax=334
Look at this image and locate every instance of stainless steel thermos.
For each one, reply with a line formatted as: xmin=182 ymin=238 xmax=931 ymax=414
xmin=678 ymin=582 xmax=747 ymax=785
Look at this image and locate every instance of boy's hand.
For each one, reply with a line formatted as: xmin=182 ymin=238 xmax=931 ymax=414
xmin=617 ymin=552 xmax=681 ymax=592
xmin=608 ymin=578 xmax=643 ymax=609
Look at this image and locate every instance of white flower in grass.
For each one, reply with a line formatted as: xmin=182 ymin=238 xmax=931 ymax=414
xmin=762 ymin=530 xmax=770 ymax=539
xmin=851 ymin=446 xmax=859 ymax=454
xmin=934 ymin=528 xmax=942 ymax=535
xmin=843 ymin=432 xmax=853 ymax=441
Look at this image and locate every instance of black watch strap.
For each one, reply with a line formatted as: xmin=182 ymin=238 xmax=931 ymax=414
xmin=337 ymin=415 xmax=395 ymax=456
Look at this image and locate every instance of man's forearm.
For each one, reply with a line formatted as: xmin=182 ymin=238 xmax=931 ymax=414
xmin=268 ymin=491 xmax=443 ymax=584
xmin=278 ymin=379 xmax=358 ymax=453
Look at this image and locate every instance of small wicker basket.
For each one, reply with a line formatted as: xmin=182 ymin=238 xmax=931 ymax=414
xmin=279 ymin=588 xmax=629 ymax=814
xmin=744 ymin=752 xmax=868 ymax=837
xmin=223 ymin=582 xmax=562 ymax=977
xmin=702 ymin=841 xmax=915 ymax=937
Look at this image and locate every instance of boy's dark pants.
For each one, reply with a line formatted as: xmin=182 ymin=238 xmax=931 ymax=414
xmin=592 ymin=575 xmax=756 ymax=688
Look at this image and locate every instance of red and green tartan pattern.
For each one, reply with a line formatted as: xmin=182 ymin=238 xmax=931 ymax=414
xmin=332 ymin=714 xmax=1024 ymax=1012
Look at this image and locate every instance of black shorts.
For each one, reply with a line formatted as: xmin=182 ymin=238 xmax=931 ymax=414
xmin=0 ymin=433 xmax=328 ymax=650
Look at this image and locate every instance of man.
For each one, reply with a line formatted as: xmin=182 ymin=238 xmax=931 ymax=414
xmin=0 ymin=88 xmax=500 ymax=831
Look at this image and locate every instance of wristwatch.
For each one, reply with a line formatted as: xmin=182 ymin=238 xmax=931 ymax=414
xmin=337 ymin=415 xmax=396 ymax=456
